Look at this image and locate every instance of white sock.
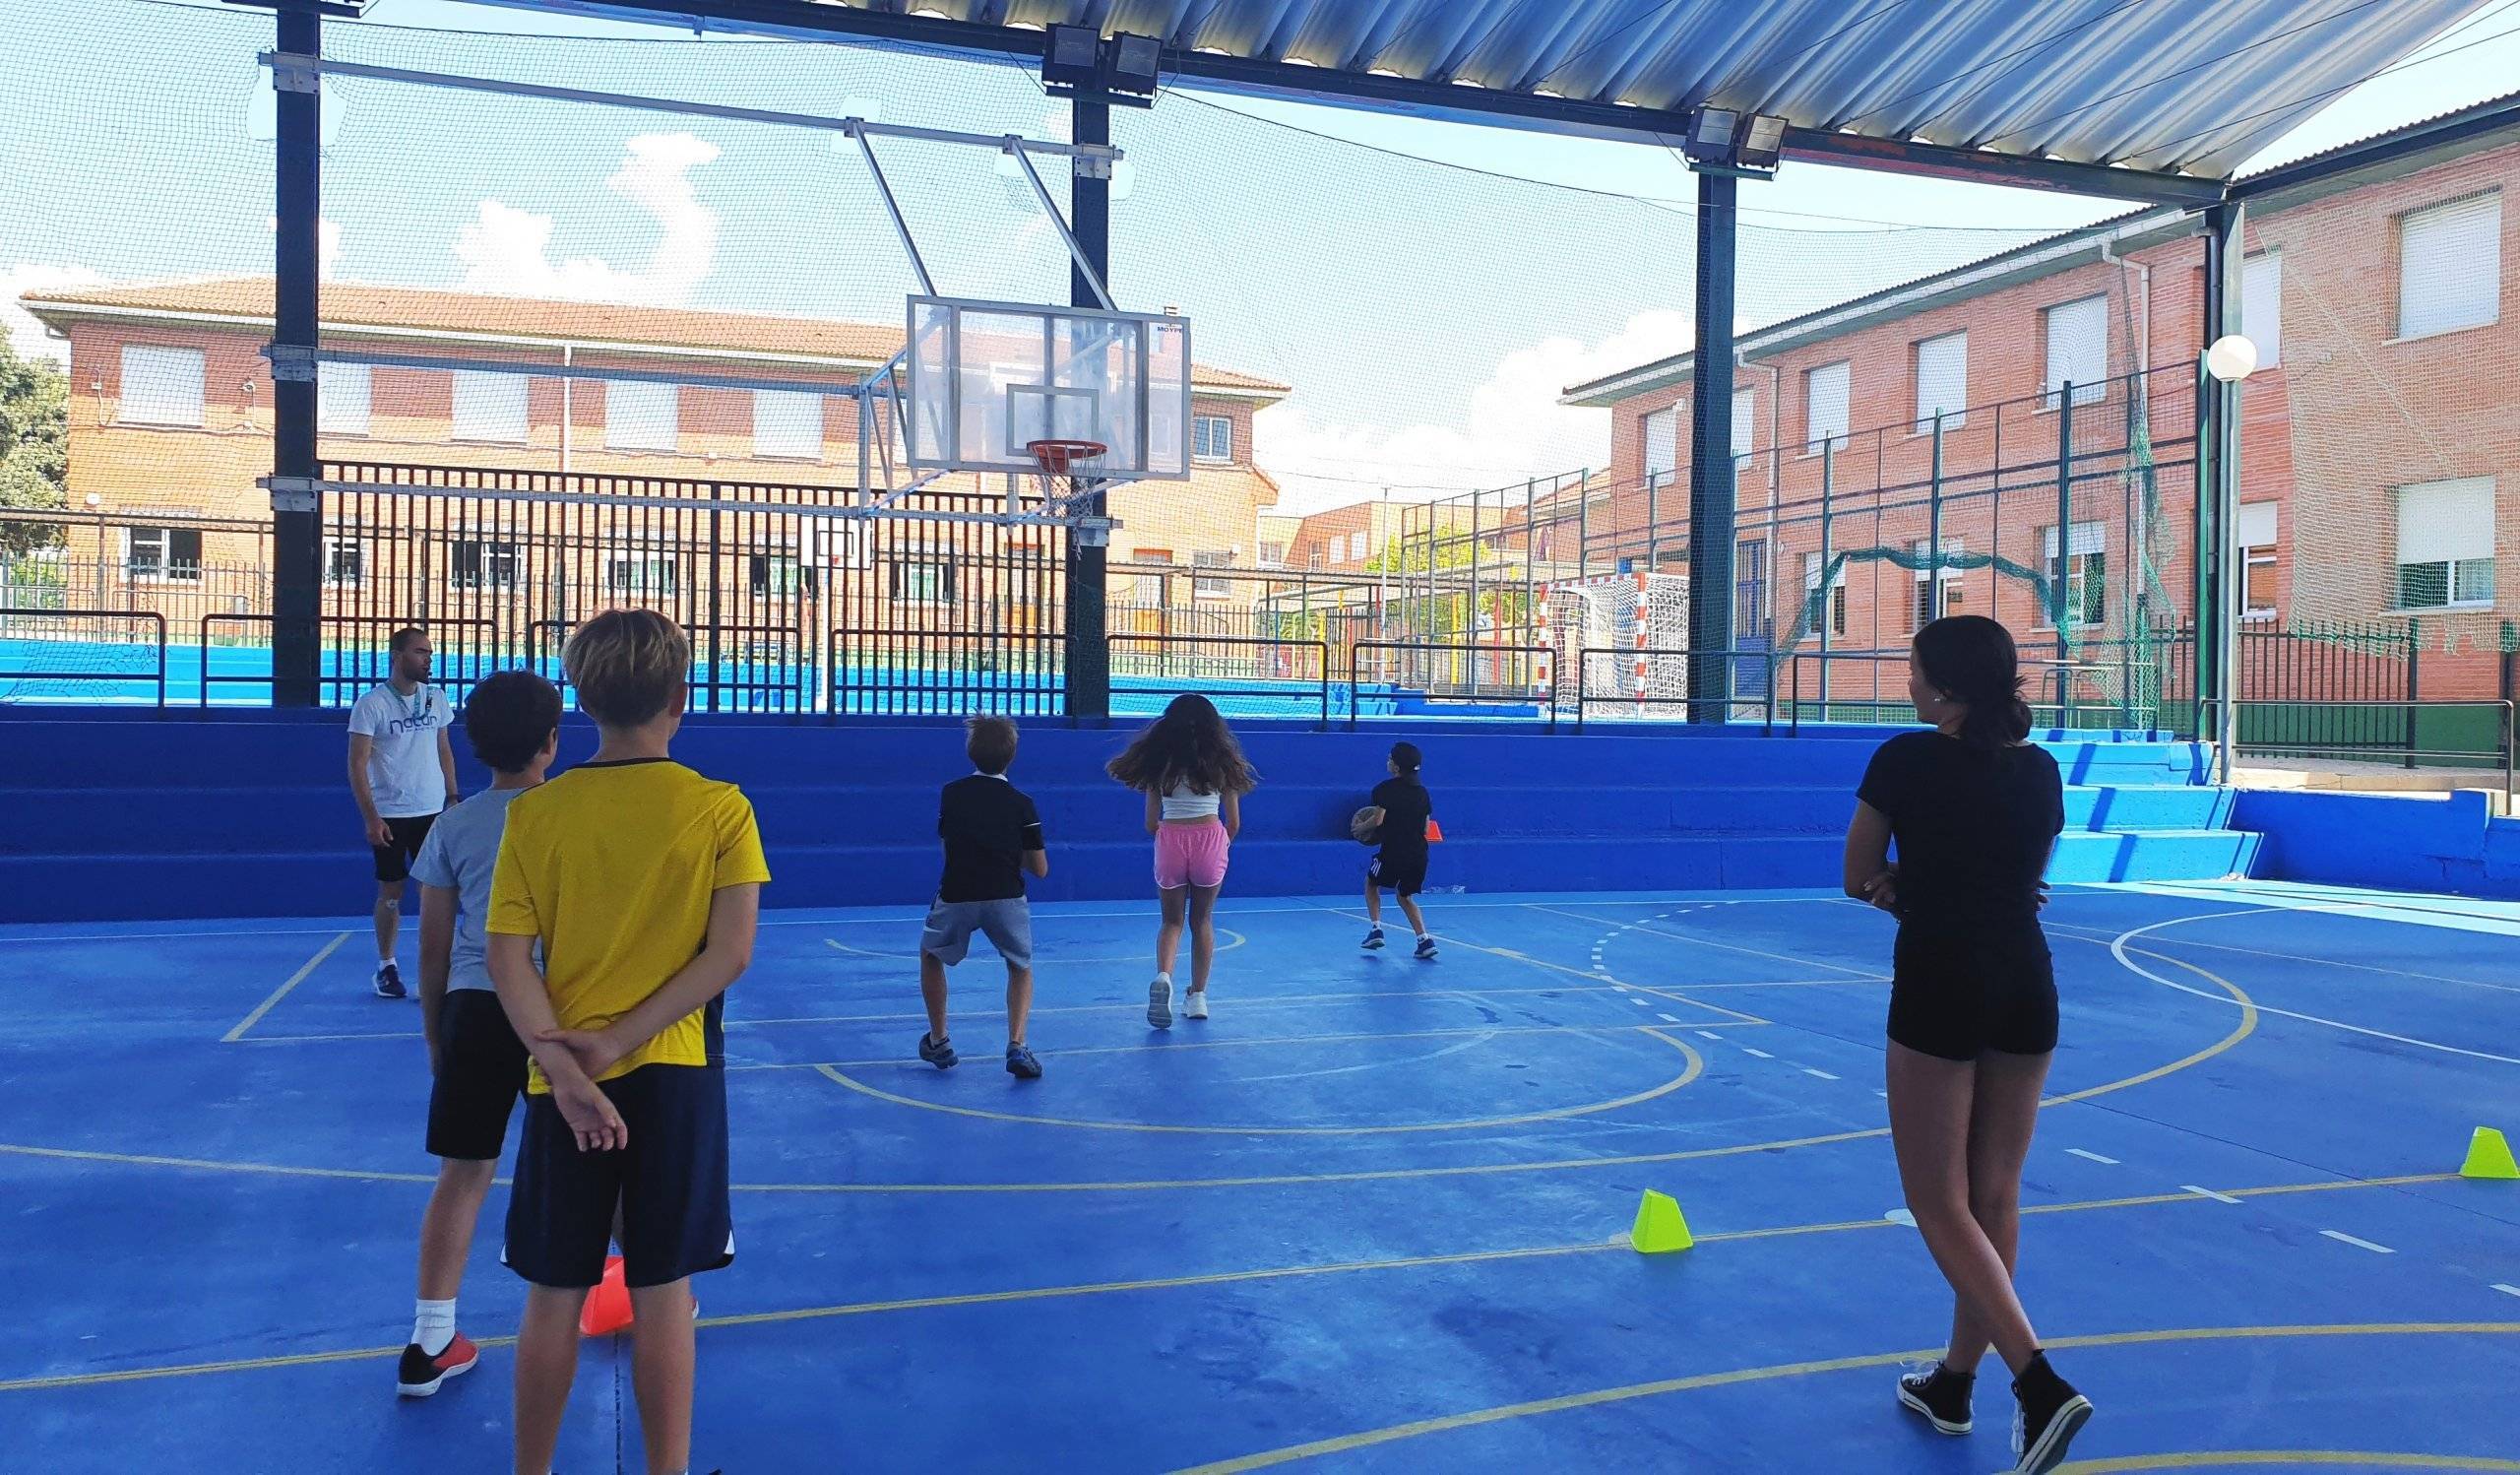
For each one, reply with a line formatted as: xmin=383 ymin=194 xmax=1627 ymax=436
xmin=412 ymin=1298 xmax=456 ymax=1355
xmin=1155 ymin=971 xmax=1171 ymax=984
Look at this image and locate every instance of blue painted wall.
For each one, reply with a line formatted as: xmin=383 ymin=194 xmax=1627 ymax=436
xmin=2235 ymin=789 xmax=2520 ymax=899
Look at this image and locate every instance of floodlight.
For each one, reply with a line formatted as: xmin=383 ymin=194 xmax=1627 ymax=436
xmin=1041 ymin=25 xmax=1102 ymax=89
xmin=2204 ymin=334 xmax=2259 ymax=383
xmin=1682 ymin=106 xmax=1741 ymax=165
xmin=1106 ymin=33 xmax=1163 ymax=97
xmin=1738 ymin=113 xmax=1789 ymax=171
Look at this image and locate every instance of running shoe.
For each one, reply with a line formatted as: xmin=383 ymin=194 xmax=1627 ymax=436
xmin=1147 ymin=977 xmax=1173 ymax=1029
xmin=917 ymin=1032 xmax=959 ymax=1069
xmin=2009 ymin=1360 xmax=2092 ymax=1475
xmin=1361 ymin=927 xmax=1386 ymax=950
xmin=395 ymin=1332 xmax=478 ymax=1397
xmin=1896 ymin=1360 xmax=1973 ymax=1436
xmin=1005 ymin=1043 xmax=1042 ymax=1078
xmin=373 ymin=961 xmax=406 ymax=999
xmin=1183 ymin=990 xmax=1208 ymax=1020
xmin=1414 ymin=934 xmax=1438 ymax=960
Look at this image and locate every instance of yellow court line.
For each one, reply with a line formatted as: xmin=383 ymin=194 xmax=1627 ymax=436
xmin=2060 ymin=1453 xmax=2520 ymax=1472
xmin=1171 ymin=1322 xmax=2520 ymax=1473
xmin=0 ymin=1170 xmax=2457 ymax=1395
xmin=220 ymin=931 xmax=350 ymax=1044
xmin=809 ymin=1028 xmax=1706 ymax=1136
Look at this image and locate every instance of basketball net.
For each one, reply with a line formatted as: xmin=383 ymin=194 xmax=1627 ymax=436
xmin=1027 ymin=437 xmax=1108 ymax=516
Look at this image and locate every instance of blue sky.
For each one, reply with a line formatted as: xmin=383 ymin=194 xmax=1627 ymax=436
xmin=5 ymin=0 xmax=2518 ymax=510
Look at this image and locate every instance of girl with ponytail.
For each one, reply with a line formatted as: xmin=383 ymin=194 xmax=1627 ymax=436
xmin=1842 ymin=615 xmax=2089 ymax=1475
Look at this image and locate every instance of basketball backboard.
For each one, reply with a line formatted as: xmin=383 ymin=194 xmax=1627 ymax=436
xmin=903 ymin=295 xmax=1191 ymax=482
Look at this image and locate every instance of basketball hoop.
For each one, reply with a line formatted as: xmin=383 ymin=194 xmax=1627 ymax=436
xmin=1026 ymin=437 xmax=1106 ymax=508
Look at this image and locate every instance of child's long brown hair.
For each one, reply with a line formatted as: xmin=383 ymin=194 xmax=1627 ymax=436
xmin=1106 ymin=694 xmax=1258 ymax=797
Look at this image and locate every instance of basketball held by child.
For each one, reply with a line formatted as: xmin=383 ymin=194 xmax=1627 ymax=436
xmin=1350 ymin=805 xmax=1383 ymax=845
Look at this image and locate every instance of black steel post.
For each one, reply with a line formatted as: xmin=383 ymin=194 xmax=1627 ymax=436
xmin=1061 ymin=94 xmax=1112 ymax=719
xmin=271 ymin=1 xmax=324 ymax=706
xmin=2198 ymin=202 xmax=2243 ymax=766
xmin=1685 ymin=168 xmax=1738 ymax=722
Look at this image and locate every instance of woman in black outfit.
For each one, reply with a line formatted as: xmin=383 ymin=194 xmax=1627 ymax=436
xmin=1842 ymin=615 xmax=2092 ymax=1475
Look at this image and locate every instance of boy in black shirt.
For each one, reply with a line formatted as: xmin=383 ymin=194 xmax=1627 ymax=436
xmin=1360 ymin=741 xmax=1437 ymax=960
xmin=917 ymin=717 xmax=1050 ymax=1077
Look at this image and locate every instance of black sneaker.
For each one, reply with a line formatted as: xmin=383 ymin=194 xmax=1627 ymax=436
xmin=1414 ymin=934 xmax=1438 ymax=960
xmin=373 ymin=961 xmax=406 ymax=999
xmin=395 ymin=1332 xmax=478 ymax=1397
xmin=917 ymin=1033 xmax=959 ymax=1069
xmin=1362 ymin=927 xmax=1386 ymax=950
xmin=2010 ymin=1356 xmax=2093 ymax=1475
xmin=1006 ymin=1043 xmax=1042 ymax=1078
xmin=1896 ymin=1360 xmax=1973 ymax=1436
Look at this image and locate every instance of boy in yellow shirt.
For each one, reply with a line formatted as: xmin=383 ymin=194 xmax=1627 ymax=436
xmin=487 ymin=609 xmax=768 ymax=1475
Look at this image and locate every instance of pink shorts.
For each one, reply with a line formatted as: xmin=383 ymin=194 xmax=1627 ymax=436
xmin=1154 ymin=819 xmax=1229 ymax=891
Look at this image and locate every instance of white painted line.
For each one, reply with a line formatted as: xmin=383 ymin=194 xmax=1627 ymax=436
xmin=1885 ymin=1208 xmax=1916 ymax=1226
xmin=1803 ymin=1068 xmax=1840 ymax=1080
xmin=1657 ymin=1013 xmax=1682 ymax=1023
xmin=2182 ymin=1186 xmax=2242 ymax=1204
xmin=1630 ymin=997 xmax=1652 ymax=1006
xmin=2319 ymin=1230 xmax=2395 ymax=1254
xmin=1696 ymin=1030 xmax=1722 ymax=1041
xmin=1742 ymin=1048 xmax=1774 ymax=1059
xmin=1873 ymin=1088 xmax=1890 ymax=1097
xmin=1613 ymin=984 xmax=1632 ymax=992
xmin=221 ymin=931 xmax=352 ymax=1044
xmin=2493 ymin=1283 xmax=2520 ymax=1300
xmin=2065 ymin=1149 xmax=2120 ymax=1166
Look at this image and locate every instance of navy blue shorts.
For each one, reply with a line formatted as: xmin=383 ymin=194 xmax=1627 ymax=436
xmin=423 ymin=990 xmax=528 ymax=1162
xmin=504 ymin=1062 xmax=733 ymax=1290
xmin=1887 ymin=923 xmax=2058 ymax=1062
xmin=1368 ymin=848 xmax=1428 ymax=897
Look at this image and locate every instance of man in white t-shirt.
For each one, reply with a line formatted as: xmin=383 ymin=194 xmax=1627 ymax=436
xmin=348 ymin=626 xmax=461 ymax=998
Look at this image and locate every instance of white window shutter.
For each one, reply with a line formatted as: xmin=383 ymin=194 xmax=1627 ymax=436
xmin=2399 ymin=194 xmax=2501 ymax=341
xmin=1914 ymin=332 xmax=1967 ymax=429
xmin=452 ymin=371 xmax=529 ymax=443
xmin=1731 ymin=393 xmax=1755 ymax=457
xmin=2236 ymin=501 xmax=2279 ymax=549
xmin=605 ymin=381 xmax=680 ymax=452
xmin=1806 ymin=361 xmax=1850 ymax=449
xmin=2396 ymin=477 xmax=2495 ymax=563
xmin=2241 ymin=254 xmax=2283 ymax=367
xmin=1643 ymin=407 xmax=1678 ymax=478
xmin=2041 ymin=522 xmax=2105 ymax=558
xmin=752 ymin=390 xmax=823 ymax=458
xmin=317 ymin=361 xmax=370 ymax=435
xmin=120 ymin=346 xmax=205 ymax=426
xmin=2045 ymin=296 xmax=2108 ymax=404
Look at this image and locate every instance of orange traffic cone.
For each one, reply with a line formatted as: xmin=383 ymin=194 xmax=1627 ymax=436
xmin=579 ymin=1254 xmax=633 ymax=1336
xmin=1425 ymin=817 xmax=1445 ymax=843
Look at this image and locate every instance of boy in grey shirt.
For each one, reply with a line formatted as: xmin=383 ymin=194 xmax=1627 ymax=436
xmin=395 ymin=670 xmax=562 ymax=1398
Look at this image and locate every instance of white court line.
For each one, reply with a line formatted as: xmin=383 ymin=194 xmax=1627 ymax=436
xmin=1803 ymin=1068 xmax=1839 ymax=1081
xmin=2183 ymin=1186 xmax=2242 ymax=1204
xmin=2319 ymin=1230 xmax=2395 ymax=1254
xmin=1874 ymin=1088 xmax=1890 ymax=1097
xmin=1523 ymin=904 xmax=1888 ymax=982
xmin=2107 ymin=910 xmax=2520 ymax=1066
xmin=2046 ymin=919 xmax=2520 ymax=997
xmin=2066 ymin=1148 xmax=2120 ymax=1166
xmin=1657 ymin=1013 xmax=1681 ymax=1023
xmin=1742 ymin=1048 xmax=1775 ymax=1059
xmin=1697 ymin=1031 xmax=1722 ymax=1041
xmin=220 ymin=932 xmax=350 ymax=1044
xmin=1629 ymin=997 xmax=1651 ymax=1006
xmin=2493 ymin=1283 xmax=2520 ymax=1299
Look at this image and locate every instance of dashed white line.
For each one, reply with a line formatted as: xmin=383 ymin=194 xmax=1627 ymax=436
xmin=1697 ymin=1030 xmax=1722 ymax=1041
xmin=1742 ymin=1048 xmax=1774 ymax=1059
xmin=1803 ymin=1068 xmax=1840 ymax=1080
xmin=1657 ymin=1013 xmax=1681 ymax=1023
xmin=1629 ymin=997 xmax=1652 ymax=1006
xmin=2319 ymin=1230 xmax=2395 ymax=1254
xmin=2182 ymin=1186 xmax=2242 ymax=1204
xmin=2493 ymin=1283 xmax=2520 ymax=1300
xmin=2065 ymin=1149 xmax=2120 ymax=1166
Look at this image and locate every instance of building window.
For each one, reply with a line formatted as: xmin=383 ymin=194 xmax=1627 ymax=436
xmin=890 ymin=560 xmax=955 ymax=606
xmin=118 ymin=346 xmax=205 ymax=427
xmin=123 ymin=526 xmax=203 ymax=582
xmin=604 ymin=381 xmax=680 ymax=453
xmin=748 ymin=551 xmax=813 ymax=598
xmin=1803 ymin=360 xmax=1850 ymax=453
xmin=602 ymin=550 xmax=679 ymax=596
xmin=1194 ymin=550 xmax=1231 ymax=599
xmin=318 ymin=362 xmax=371 ymax=436
xmin=1912 ymin=538 xmax=1966 ymax=627
xmin=2398 ymin=193 xmax=2501 ymax=341
xmin=1643 ymin=406 xmax=1679 ymax=482
xmin=752 ymin=390 xmax=822 ymax=460
xmin=2041 ymin=522 xmax=2107 ymax=628
xmin=449 ymin=538 xmax=519 ymax=591
xmin=1801 ymin=552 xmax=1847 ymax=638
xmin=1732 ymin=391 xmax=1756 ymax=459
xmin=2394 ymin=476 xmax=2496 ymax=609
xmin=1192 ymin=415 xmax=1233 ymax=463
xmin=323 ymin=538 xmax=365 ymax=588
xmin=1132 ymin=548 xmax=1173 ymax=603
xmin=1353 ymin=531 xmax=1373 ymax=563
xmin=1912 ymin=331 xmax=1968 ymax=431
xmin=2241 ymin=253 xmax=2283 ymax=368
xmin=2238 ymin=501 xmax=2278 ymax=618
xmin=452 ymin=371 xmax=530 ymax=443
xmin=2043 ymin=295 xmax=2108 ymax=408
xmin=1259 ymin=540 xmax=1287 ymax=566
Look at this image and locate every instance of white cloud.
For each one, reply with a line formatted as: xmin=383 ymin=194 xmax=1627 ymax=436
xmin=1 ymin=263 xmax=108 ymax=362
xmin=454 ymin=133 xmax=722 ymax=305
xmin=1253 ymin=307 xmax=1692 ymax=514
xmin=265 ymin=216 xmax=345 ymax=281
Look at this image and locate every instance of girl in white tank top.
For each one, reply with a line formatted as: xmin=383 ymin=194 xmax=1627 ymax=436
xmin=1105 ymin=695 xmax=1257 ymax=1029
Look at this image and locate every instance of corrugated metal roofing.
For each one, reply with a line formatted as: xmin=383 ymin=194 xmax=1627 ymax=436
xmin=493 ymin=0 xmax=2494 ymax=181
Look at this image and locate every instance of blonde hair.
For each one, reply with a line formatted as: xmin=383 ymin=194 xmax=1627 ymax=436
xmin=564 ymin=609 xmax=688 ymax=728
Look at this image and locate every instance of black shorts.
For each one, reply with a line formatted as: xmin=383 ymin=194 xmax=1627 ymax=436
xmin=1887 ymin=923 xmax=2059 ymax=1062
xmin=371 ymin=813 xmax=437 ymax=884
xmin=424 ymin=990 xmax=529 ymax=1161
xmin=504 ymin=1062 xmax=733 ymax=1290
xmin=1368 ymin=848 xmax=1428 ymax=897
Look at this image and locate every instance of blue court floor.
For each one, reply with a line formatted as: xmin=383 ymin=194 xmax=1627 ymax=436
xmin=3 ymin=882 xmax=2518 ymax=1473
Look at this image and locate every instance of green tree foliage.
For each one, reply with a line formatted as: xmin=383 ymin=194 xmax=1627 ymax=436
xmin=0 ymin=339 xmax=70 ymax=556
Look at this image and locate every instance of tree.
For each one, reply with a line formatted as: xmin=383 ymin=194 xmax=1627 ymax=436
xmin=0 ymin=338 xmax=70 ymax=557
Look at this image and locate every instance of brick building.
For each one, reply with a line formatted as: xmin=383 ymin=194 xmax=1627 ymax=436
xmin=1562 ymin=100 xmax=2520 ymax=701
xmin=18 ymin=279 xmax=1289 ymax=640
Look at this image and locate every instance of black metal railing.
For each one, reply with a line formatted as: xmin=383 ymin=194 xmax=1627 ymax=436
xmin=1349 ymin=641 xmax=1555 ymax=731
xmin=199 ymin=613 xmax=500 ymax=708
xmin=1571 ymin=645 xmax=1782 ymax=732
xmin=1106 ymin=632 xmax=1335 ymax=729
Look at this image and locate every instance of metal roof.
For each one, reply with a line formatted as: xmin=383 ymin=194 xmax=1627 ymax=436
xmin=463 ymin=0 xmax=2490 ymax=198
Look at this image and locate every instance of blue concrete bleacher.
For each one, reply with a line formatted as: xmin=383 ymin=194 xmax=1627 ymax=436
xmin=0 ymin=709 xmax=2261 ymax=922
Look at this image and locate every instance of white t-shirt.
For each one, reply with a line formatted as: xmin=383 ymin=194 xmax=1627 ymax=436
xmin=1161 ymin=782 xmax=1223 ymax=821
xmin=348 ymin=681 xmax=451 ymax=819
